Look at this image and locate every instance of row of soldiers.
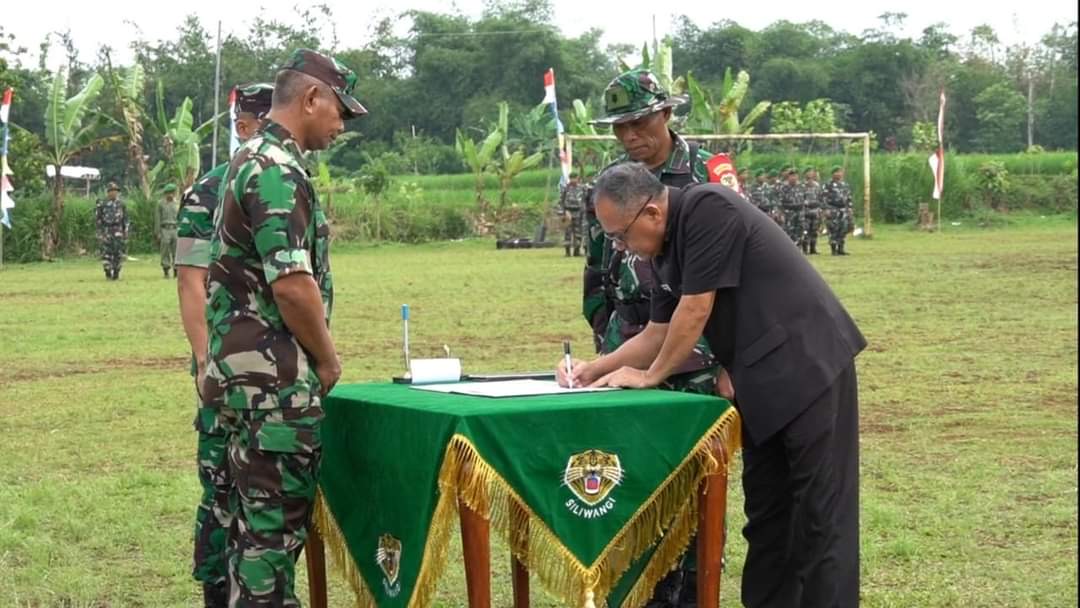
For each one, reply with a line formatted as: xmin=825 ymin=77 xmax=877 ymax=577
xmin=557 ymin=160 xmax=856 ymax=261
xmin=745 ymin=165 xmax=856 ymax=255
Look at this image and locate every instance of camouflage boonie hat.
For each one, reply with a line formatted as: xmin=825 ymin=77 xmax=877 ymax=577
xmin=592 ymin=68 xmax=688 ymax=126
xmin=106 ymin=182 xmax=120 ymax=192
xmin=235 ymin=83 xmax=274 ymax=118
xmin=278 ymin=49 xmax=367 ymax=119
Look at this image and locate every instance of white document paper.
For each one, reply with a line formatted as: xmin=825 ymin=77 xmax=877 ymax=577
xmin=411 ymin=379 xmax=619 ymax=398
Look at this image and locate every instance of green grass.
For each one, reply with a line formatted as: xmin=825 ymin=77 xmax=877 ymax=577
xmin=0 ymin=218 xmax=1077 ymax=607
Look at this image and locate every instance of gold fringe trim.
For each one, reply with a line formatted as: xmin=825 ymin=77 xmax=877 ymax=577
xmin=440 ymin=406 xmax=742 ymax=607
xmin=311 ymin=477 xmax=461 ymax=608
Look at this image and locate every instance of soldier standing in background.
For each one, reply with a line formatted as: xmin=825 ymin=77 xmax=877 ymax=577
xmin=824 ymin=165 xmax=855 ymax=256
xmin=556 ymin=174 xmax=587 ymax=257
xmin=779 ymin=167 xmax=807 ymax=251
xmin=802 ymin=167 xmax=824 ymax=255
xmin=748 ymin=169 xmax=769 ymax=213
xmin=158 ymin=183 xmax=179 ymax=278
xmin=94 ymin=182 xmax=129 ymax=280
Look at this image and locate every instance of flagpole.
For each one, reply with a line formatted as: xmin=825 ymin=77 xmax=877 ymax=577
xmin=211 ymin=20 xmax=223 ymax=168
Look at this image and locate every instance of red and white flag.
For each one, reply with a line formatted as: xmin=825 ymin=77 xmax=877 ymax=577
xmin=0 ymin=88 xmax=12 ymax=124
xmin=928 ymin=89 xmax=946 ymax=200
xmin=1 ymin=87 xmax=15 ymax=228
xmin=228 ymin=87 xmax=240 ymax=156
xmin=541 ymin=68 xmax=557 ymax=105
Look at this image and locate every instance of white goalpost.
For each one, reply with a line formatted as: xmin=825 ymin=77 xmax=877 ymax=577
xmin=565 ymin=132 xmax=875 ymax=238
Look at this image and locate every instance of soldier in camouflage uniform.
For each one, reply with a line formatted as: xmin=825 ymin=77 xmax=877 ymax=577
xmin=748 ymin=169 xmax=769 ymax=213
xmin=556 ymin=175 xmax=587 ymax=256
xmin=94 ymin=182 xmax=129 ymax=280
xmin=824 ymin=165 xmax=854 ymax=256
xmin=801 ymin=167 xmax=824 ymax=255
xmin=202 ymin=49 xmax=365 ymax=607
xmin=176 ymin=83 xmax=273 ymax=607
xmin=778 ymin=167 xmax=808 ymax=252
xmin=764 ymin=169 xmax=784 ymax=226
xmin=158 ymin=183 xmax=180 ymax=277
xmin=586 ymin=68 xmax=730 ymax=607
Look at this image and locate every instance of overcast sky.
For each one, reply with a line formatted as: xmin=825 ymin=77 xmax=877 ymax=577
xmin=3 ymin=0 xmax=1076 ymax=71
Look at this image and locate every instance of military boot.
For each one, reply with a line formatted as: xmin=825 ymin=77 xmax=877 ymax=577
xmin=163 ymin=267 xmax=170 ymax=278
xmin=838 ymin=242 xmax=849 ymax=256
xmin=809 ymin=241 xmax=819 ymax=255
xmin=202 ymin=582 xmax=228 ymax=608
xmin=830 ymin=242 xmax=838 ymax=255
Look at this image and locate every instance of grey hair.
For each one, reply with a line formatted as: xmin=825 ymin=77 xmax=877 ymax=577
xmin=272 ymin=70 xmax=321 ymax=107
xmin=592 ymin=162 xmax=664 ymax=211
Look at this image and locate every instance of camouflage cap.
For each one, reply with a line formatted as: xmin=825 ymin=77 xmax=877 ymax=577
xmin=803 ymin=166 xmax=817 ymax=175
xmin=106 ymin=182 xmax=120 ymax=192
xmin=235 ymin=83 xmax=274 ymax=118
xmin=831 ymin=165 xmax=844 ymax=174
xmin=162 ymin=183 xmax=178 ymax=193
xmin=278 ymin=49 xmax=367 ymax=119
xmin=591 ymin=68 xmax=688 ymax=126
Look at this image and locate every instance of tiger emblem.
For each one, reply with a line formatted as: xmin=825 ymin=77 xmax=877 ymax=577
xmin=563 ymin=449 xmax=624 ymax=506
xmin=376 ymin=533 xmax=402 ymax=586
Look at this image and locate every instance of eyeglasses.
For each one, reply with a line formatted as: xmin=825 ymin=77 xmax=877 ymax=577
xmin=604 ymin=195 xmax=653 ymax=244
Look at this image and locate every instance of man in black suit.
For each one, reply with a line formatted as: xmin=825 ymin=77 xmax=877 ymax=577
xmin=558 ymin=162 xmax=866 ymax=607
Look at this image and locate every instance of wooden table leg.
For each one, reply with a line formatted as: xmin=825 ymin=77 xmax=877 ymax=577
xmin=459 ymin=497 xmax=492 ymax=608
xmin=510 ymin=499 xmax=530 ymax=608
xmin=306 ymin=526 xmax=329 ymax=608
xmin=697 ymin=442 xmax=730 ymax=608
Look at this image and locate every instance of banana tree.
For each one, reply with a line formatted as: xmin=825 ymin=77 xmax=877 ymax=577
xmin=145 ymin=81 xmax=224 ymax=193
xmin=43 ymin=68 xmax=117 ymax=258
xmin=101 ymin=56 xmax=152 ymax=200
xmin=454 ymin=125 xmax=502 ymax=211
xmin=618 ymin=37 xmax=686 ymax=95
xmin=493 ymin=102 xmax=543 ymax=209
xmin=685 ymin=69 xmax=771 ymax=136
xmin=565 ymin=98 xmax=611 ymax=176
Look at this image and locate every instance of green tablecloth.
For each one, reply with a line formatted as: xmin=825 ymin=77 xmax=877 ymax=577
xmin=315 ymin=383 xmax=740 ymax=608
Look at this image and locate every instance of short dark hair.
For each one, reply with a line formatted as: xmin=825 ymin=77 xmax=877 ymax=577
xmin=592 ymin=162 xmax=664 ymax=211
xmin=272 ymin=69 xmax=320 ymax=107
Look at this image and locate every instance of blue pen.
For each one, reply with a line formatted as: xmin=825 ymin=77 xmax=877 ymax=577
xmin=402 ymin=304 xmax=411 ymax=373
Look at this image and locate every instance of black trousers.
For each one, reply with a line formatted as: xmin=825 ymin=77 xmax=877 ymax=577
xmin=741 ymin=362 xmax=860 ymax=608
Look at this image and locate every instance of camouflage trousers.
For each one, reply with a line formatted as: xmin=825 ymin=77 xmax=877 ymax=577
xmin=161 ymin=228 xmax=178 ymax=271
xmin=563 ymin=213 xmax=584 ymax=255
xmin=98 ymin=233 xmax=126 ymax=274
xmin=804 ymin=208 xmax=822 ymax=247
xmin=218 ymin=405 xmax=324 ymax=607
xmin=827 ymin=207 xmax=853 ymax=245
xmin=783 ymin=207 xmax=806 ymax=245
xmin=193 ymin=405 xmax=233 ymax=589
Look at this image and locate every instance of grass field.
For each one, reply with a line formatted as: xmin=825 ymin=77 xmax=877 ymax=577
xmin=0 ymin=218 xmax=1077 ymax=607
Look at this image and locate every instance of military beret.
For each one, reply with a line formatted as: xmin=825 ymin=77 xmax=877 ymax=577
xmin=831 ymin=165 xmax=844 ymax=174
xmin=803 ymin=166 xmax=816 ymax=175
xmin=278 ymin=49 xmax=366 ymax=119
xmin=162 ymin=183 xmax=177 ymax=193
